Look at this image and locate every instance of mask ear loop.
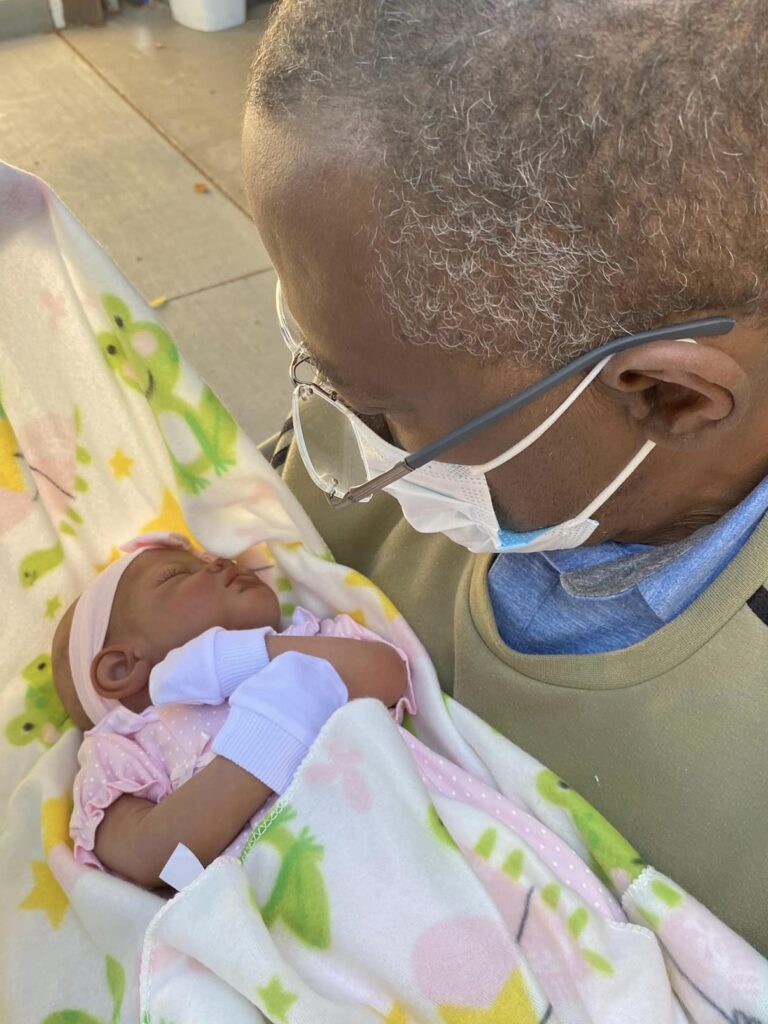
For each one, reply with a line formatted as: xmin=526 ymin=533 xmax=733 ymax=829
xmin=537 ymin=337 xmax=703 ymax=531
xmin=568 ymin=437 xmax=657 ymax=526
xmin=470 ymin=355 xmax=612 ymax=476
xmin=351 ymin=359 xmax=611 ymax=484
xmin=471 ymin=338 xmax=699 ymax=478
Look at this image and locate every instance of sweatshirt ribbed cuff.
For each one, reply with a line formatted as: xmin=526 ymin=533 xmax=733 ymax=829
xmin=214 ymin=627 xmax=274 ymax=699
xmin=212 ymin=703 xmax=308 ymax=795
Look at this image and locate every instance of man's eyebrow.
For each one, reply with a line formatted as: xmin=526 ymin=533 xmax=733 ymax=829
xmin=307 ymin=351 xmax=353 ymax=391
xmin=307 ymin=351 xmax=394 ymax=408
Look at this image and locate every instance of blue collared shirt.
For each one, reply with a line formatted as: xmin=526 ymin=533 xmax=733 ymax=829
xmin=487 ymin=476 xmax=768 ymax=655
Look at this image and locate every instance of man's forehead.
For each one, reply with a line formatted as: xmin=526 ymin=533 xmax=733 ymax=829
xmin=244 ymin=112 xmax=372 ymax=201
xmin=245 ymin=115 xmax=491 ymax=407
xmin=245 ymin=117 xmax=380 ymax=268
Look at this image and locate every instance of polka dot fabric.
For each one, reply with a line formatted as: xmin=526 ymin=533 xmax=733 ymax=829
xmin=70 ymin=701 xmax=268 ymax=869
xmin=401 ymin=730 xmax=623 ymax=921
xmin=70 ymin=608 xmax=415 ymax=871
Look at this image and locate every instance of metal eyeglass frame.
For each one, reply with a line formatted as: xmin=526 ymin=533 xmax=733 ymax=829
xmin=276 ymin=279 xmax=736 ymax=508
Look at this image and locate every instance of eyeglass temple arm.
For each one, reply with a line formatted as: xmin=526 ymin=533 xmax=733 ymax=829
xmin=329 ymin=316 xmax=735 ymax=508
xmin=328 ymin=462 xmax=413 ymax=507
xmin=404 ymin=316 xmax=735 ymax=471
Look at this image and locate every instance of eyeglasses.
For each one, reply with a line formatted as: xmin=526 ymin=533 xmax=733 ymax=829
xmin=275 ymin=279 xmax=736 ymax=508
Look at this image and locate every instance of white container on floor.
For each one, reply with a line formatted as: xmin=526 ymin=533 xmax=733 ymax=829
xmin=168 ymin=0 xmax=246 ymax=31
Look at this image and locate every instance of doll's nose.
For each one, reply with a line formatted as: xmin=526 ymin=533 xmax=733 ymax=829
xmin=204 ymin=557 xmax=235 ymax=574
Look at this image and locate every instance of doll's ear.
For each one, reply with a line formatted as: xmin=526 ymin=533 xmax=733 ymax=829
xmin=91 ymin=645 xmax=152 ymax=700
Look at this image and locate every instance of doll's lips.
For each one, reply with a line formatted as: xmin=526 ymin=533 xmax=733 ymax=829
xmin=222 ymin=564 xmax=239 ymax=587
xmin=222 ymin=564 xmax=265 ymax=590
xmin=234 ymin=572 xmax=264 ymax=591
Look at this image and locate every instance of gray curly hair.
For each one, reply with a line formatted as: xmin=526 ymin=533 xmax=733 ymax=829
xmin=247 ymin=0 xmax=768 ymax=366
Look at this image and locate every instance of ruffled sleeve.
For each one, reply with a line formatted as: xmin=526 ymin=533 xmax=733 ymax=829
xmin=70 ymin=731 xmax=172 ymax=870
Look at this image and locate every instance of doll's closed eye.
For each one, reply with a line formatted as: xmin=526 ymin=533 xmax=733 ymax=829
xmin=157 ymin=565 xmax=190 ymax=584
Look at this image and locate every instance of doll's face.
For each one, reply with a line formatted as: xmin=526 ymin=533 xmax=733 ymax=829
xmin=108 ymin=547 xmax=281 ymax=664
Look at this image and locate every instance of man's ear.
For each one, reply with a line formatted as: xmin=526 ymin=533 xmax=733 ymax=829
xmin=599 ymin=340 xmax=750 ymax=449
xmin=91 ymin=645 xmax=152 ymax=701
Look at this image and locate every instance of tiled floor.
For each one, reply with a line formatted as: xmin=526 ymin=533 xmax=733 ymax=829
xmin=0 ymin=1 xmax=293 ymax=443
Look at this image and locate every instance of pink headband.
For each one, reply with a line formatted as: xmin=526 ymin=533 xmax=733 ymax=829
xmin=69 ymin=532 xmax=197 ymax=726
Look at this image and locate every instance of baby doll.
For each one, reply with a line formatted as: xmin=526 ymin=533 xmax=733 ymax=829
xmin=52 ymin=532 xmax=411 ymax=889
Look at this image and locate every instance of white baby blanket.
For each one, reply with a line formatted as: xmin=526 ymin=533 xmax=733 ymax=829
xmin=1 ymin=160 xmax=766 ymax=1024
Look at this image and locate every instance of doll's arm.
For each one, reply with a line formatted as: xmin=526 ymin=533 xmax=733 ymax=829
xmin=97 ymin=652 xmax=347 ymax=888
xmin=151 ymin=628 xmax=407 ymax=711
xmin=94 ymin=758 xmax=271 ymax=888
xmin=265 ymin=635 xmax=407 ymax=708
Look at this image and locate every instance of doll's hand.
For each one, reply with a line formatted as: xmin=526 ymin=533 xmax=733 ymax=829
xmin=150 ymin=626 xmax=275 ymax=707
xmin=213 ymin=651 xmax=348 ymax=794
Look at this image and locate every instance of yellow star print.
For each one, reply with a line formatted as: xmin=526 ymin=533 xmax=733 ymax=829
xmin=344 ymin=570 xmax=399 ymax=622
xmin=41 ymin=794 xmax=74 ymax=854
xmin=372 ymin=1003 xmax=410 ymax=1023
xmin=439 ymin=970 xmax=539 ymax=1024
xmin=109 ymin=447 xmax=134 ymax=479
xmin=19 ymin=795 xmax=74 ymax=929
xmin=45 ymin=595 xmax=62 ymax=619
xmin=18 ymin=860 xmax=68 ymax=929
xmin=94 ymin=546 xmax=122 ymax=573
xmin=94 ymin=491 xmax=196 ymax=572
xmin=141 ymin=488 xmax=197 ymax=544
xmin=0 ymin=415 xmax=24 ymax=492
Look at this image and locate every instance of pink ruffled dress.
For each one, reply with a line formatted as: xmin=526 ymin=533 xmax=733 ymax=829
xmin=70 ymin=608 xmax=415 ymax=871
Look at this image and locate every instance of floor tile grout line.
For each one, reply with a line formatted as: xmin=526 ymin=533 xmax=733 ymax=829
xmin=55 ymin=29 xmax=264 ymax=233
xmin=161 ymin=265 xmax=274 ymax=304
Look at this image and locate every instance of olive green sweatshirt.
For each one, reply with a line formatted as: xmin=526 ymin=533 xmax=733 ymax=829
xmin=265 ymin=431 xmax=768 ymax=954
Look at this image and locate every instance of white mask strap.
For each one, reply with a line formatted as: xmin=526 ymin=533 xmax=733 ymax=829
xmin=472 ymin=337 xmax=698 ymax=478
xmin=562 ymin=338 xmax=700 ymax=521
xmin=575 ymin=438 xmax=656 ymax=522
xmin=471 ymin=355 xmax=613 ymax=475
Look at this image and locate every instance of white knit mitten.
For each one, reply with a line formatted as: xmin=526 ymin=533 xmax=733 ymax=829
xmin=149 ymin=626 xmax=275 ymax=706
xmin=212 ymin=651 xmax=348 ymax=794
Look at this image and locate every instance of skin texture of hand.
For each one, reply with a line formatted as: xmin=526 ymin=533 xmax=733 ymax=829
xmin=265 ymin=634 xmax=407 ymax=708
xmin=91 ymin=637 xmax=406 ymax=887
xmin=94 ymin=757 xmax=272 ymax=888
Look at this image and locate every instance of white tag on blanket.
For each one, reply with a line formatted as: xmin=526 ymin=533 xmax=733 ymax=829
xmin=159 ymin=843 xmax=205 ymax=891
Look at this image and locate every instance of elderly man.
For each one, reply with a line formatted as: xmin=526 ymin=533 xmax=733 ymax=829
xmin=243 ymin=1 xmax=768 ymax=951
